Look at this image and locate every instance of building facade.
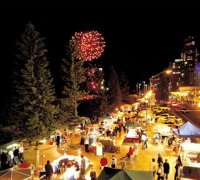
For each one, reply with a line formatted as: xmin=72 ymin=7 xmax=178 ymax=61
xmin=169 ymin=36 xmax=199 ymax=91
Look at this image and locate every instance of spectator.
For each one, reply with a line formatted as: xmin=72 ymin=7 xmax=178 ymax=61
xmin=45 ymin=160 xmax=53 ymax=180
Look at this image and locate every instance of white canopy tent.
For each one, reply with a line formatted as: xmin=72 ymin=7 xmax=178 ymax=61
xmin=0 ymin=167 xmax=32 ymax=180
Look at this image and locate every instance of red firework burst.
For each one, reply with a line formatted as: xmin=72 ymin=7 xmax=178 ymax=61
xmin=72 ymin=31 xmax=105 ymax=61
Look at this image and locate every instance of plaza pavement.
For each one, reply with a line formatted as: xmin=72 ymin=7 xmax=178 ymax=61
xmin=23 ymin=124 xmax=196 ymax=180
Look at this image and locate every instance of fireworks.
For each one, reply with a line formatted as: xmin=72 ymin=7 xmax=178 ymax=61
xmin=85 ymin=68 xmax=96 ymax=78
xmin=71 ymin=31 xmax=105 ymax=61
xmin=87 ymin=81 xmax=98 ymax=90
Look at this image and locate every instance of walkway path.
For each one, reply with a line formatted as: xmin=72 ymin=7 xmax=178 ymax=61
xmin=23 ymin=124 xmax=195 ymax=180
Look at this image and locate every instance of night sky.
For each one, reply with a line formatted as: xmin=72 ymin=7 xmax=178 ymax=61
xmin=0 ymin=0 xmax=200 ymax=104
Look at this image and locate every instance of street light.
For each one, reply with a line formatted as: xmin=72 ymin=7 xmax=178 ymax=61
xmin=149 ymin=69 xmax=172 ymax=108
xmin=150 ymin=69 xmax=172 ymax=90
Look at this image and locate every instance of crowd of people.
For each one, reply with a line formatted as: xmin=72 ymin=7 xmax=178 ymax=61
xmin=150 ymin=153 xmax=183 ymax=180
xmin=0 ymin=143 xmax=24 ymax=170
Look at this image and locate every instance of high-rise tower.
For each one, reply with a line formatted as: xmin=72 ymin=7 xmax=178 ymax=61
xmin=169 ymin=36 xmax=199 ymax=90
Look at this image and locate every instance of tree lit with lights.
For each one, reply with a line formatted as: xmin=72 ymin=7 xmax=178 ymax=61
xmin=71 ymin=31 xmax=105 ymax=61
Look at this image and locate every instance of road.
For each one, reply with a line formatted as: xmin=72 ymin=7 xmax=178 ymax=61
xmin=170 ymin=104 xmax=200 ymax=128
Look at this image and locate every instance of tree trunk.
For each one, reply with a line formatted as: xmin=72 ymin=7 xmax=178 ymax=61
xmin=34 ymin=141 xmax=40 ymax=169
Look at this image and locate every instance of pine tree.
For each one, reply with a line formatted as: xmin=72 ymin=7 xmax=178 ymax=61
xmin=60 ymin=40 xmax=85 ymax=147
xmin=155 ymin=74 xmax=169 ymax=103
xmin=9 ymin=23 xmax=58 ymax=167
xmin=118 ymin=71 xmax=131 ymax=104
xmin=106 ymin=66 xmax=122 ymax=113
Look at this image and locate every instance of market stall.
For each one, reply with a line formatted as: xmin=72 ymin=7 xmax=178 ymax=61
xmin=123 ymin=128 xmax=140 ymax=143
xmin=152 ymin=123 xmax=173 ymax=137
xmin=180 ymin=142 xmax=200 ymax=176
xmin=50 ymin=155 xmax=90 ymax=180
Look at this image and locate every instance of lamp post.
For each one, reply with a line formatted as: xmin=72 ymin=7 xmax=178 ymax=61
xmin=143 ymin=81 xmax=146 ymax=94
xmin=41 ymin=154 xmax=45 ymax=170
xmin=149 ymin=69 xmax=172 ymax=108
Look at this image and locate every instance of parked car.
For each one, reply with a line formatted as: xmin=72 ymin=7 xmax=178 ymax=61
xmin=180 ymin=108 xmax=189 ymax=113
xmin=167 ymin=116 xmax=182 ymax=123
xmin=163 ymin=120 xmax=182 ymax=128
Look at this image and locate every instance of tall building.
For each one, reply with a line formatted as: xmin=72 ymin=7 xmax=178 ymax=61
xmin=169 ymin=36 xmax=199 ymax=90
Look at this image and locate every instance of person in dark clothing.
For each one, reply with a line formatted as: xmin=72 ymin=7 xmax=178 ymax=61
xmin=174 ymin=160 xmax=181 ymax=180
xmin=45 ymin=160 xmax=53 ymax=180
xmin=163 ymin=159 xmax=170 ymax=180
xmin=157 ymin=153 xmax=163 ymax=165
xmin=90 ymin=167 xmax=97 ymax=180
xmin=56 ymin=135 xmax=60 ymax=148
xmin=13 ymin=147 xmax=19 ymax=164
xmin=1 ymin=152 xmax=8 ymax=169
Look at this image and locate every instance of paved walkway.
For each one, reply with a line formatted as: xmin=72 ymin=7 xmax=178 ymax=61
xmin=23 ymin=124 xmax=197 ymax=180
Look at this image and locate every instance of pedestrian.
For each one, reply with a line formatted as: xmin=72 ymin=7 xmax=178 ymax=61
xmin=80 ymin=155 xmax=86 ymax=178
xmin=110 ymin=155 xmax=117 ymax=168
xmin=150 ymin=158 xmax=157 ymax=179
xmin=141 ymin=133 xmax=147 ymax=149
xmin=157 ymin=162 xmax=164 ymax=180
xmin=174 ymin=160 xmax=181 ymax=180
xmin=45 ymin=160 xmax=53 ymax=180
xmin=13 ymin=147 xmax=19 ymax=164
xmin=19 ymin=144 xmax=24 ymax=162
xmin=84 ymin=135 xmax=89 ymax=153
xmin=128 ymin=146 xmax=134 ymax=164
xmin=100 ymin=154 xmax=108 ymax=169
xmin=56 ymin=134 xmax=60 ymax=149
xmin=163 ymin=159 xmax=170 ymax=180
xmin=157 ymin=154 xmax=163 ymax=165
xmin=90 ymin=167 xmax=97 ymax=180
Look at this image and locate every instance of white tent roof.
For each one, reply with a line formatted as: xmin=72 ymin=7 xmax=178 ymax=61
xmin=181 ymin=142 xmax=200 ymax=152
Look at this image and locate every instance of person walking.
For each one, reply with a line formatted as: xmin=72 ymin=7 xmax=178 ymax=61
xmin=157 ymin=154 xmax=163 ymax=165
xmin=56 ymin=134 xmax=60 ymax=149
xmin=150 ymin=158 xmax=157 ymax=179
xmin=163 ymin=159 xmax=170 ymax=180
xmin=128 ymin=146 xmax=134 ymax=164
xmin=13 ymin=147 xmax=19 ymax=164
xmin=174 ymin=160 xmax=181 ymax=180
xmin=45 ymin=160 xmax=54 ymax=180
xmin=157 ymin=162 xmax=164 ymax=180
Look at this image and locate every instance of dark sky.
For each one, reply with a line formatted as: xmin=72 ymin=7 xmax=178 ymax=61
xmin=0 ymin=0 xmax=200 ymax=103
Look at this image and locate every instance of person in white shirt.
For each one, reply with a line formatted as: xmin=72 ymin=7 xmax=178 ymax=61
xmin=110 ymin=155 xmax=117 ymax=168
xmin=19 ymin=145 xmax=24 ymax=161
xmin=150 ymin=158 xmax=157 ymax=179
